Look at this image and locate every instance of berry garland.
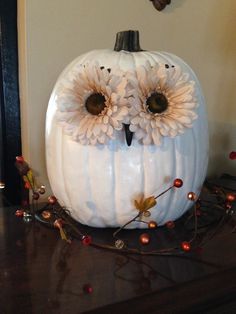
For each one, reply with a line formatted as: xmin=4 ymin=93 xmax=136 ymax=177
xmin=14 ymin=154 xmax=236 ymax=256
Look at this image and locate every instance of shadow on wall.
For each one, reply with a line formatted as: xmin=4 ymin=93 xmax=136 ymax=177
xmin=202 ymin=1 xmax=236 ymax=177
xmin=208 ymin=121 xmax=236 ymax=177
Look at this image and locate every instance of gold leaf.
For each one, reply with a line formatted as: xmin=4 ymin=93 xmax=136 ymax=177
xmin=134 ymin=196 xmax=157 ymax=212
xmin=134 ymin=198 xmax=143 ymax=211
xmin=27 ymin=170 xmax=34 ymax=188
xmin=143 ymin=196 xmax=157 ymax=211
xmin=59 ymin=227 xmax=71 ymax=243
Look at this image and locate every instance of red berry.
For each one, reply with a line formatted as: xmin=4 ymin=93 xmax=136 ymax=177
xmin=139 ymin=233 xmax=150 ymax=245
xmin=24 ymin=182 xmax=31 ymax=189
xmin=16 ymin=156 xmax=24 ymax=163
xmin=181 ymin=241 xmax=191 ymax=251
xmin=166 ymin=221 xmax=175 ymax=229
xmin=48 ymin=195 xmax=57 ymax=204
xmin=229 ymin=151 xmax=236 ymax=160
xmin=83 ymin=284 xmax=93 ymax=294
xmin=15 ymin=209 xmax=24 ymax=217
xmin=173 ymin=178 xmax=183 ymax=188
xmin=226 ymin=193 xmax=236 ymax=202
xmin=81 ymin=235 xmax=92 ymax=246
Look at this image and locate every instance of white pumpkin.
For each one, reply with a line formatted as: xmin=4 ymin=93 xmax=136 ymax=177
xmin=46 ymin=31 xmax=208 ymax=228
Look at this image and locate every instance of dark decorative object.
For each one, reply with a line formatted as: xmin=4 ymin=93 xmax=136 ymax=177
xmin=150 ymin=0 xmax=171 ymax=11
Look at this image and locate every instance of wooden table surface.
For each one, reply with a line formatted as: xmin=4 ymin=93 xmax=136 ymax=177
xmin=1 ymin=177 xmax=236 ymax=314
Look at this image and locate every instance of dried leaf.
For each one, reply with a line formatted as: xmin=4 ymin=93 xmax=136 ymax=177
xmin=59 ymin=227 xmax=71 ymax=243
xmin=134 ymin=196 xmax=157 ymax=212
xmin=143 ymin=196 xmax=157 ymax=211
xmin=27 ymin=170 xmax=34 ymax=188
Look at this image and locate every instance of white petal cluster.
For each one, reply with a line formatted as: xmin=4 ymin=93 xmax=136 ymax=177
xmin=56 ymin=62 xmax=129 ymax=145
xmin=128 ymin=63 xmax=198 ymax=145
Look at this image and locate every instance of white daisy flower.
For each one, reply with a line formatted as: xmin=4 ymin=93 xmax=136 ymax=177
xmin=128 ymin=63 xmax=198 ymax=145
xmin=56 ymin=62 xmax=129 ymax=145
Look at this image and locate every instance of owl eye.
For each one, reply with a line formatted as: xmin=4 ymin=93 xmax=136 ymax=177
xmin=85 ymin=93 xmax=106 ymax=115
xmin=146 ymin=92 xmax=168 ymax=114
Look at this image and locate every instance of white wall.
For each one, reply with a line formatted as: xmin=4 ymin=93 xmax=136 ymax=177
xmin=18 ymin=0 xmax=236 ymax=196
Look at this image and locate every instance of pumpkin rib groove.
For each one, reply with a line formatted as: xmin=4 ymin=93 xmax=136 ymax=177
xmin=88 ymin=147 xmax=107 ymax=227
xmin=111 ymin=142 xmax=117 ymax=227
xmin=179 ymin=132 xmax=191 ymax=217
xmin=61 ymin=135 xmax=73 ymax=213
xmin=84 ymin=147 xmax=91 ymax=225
xmin=139 ymin=141 xmax=145 ymax=229
xmin=145 ymin=51 xmax=162 ymax=67
xmin=85 ymin=146 xmax=93 ymax=225
xmin=160 ymin=139 xmax=176 ymax=225
xmin=197 ymin=91 xmax=209 ymax=185
xmin=192 ymin=125 xmax=198 ymax=192
xmin=170 ymin=138 xmax=178 ymax=222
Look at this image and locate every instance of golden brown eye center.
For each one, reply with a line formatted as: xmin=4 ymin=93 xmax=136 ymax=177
xmin=85 ymin=93 xmax=106 ymax=115
xmin=146 ymin=92 xmax=168 ymax=114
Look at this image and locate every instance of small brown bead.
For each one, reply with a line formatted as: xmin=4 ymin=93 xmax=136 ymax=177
xmin=42 ymin=210 xmax=51 ymax=219
xmin=48 ymin=195 xmax=57 ymax=205
xmin=187 ymin=192 xmax=196 ymax=201
xmin=226 ymin=193 xmax=236 ymax=202
xmin=173 ymin=178 xmax=183 ymax=188
xmin=148 ymin=221 xmax=158 ymax=229
xmin=139 ymin=233 xmax=150 ymax=245
xmin=181 ymin=241 xmax=191 ymax=252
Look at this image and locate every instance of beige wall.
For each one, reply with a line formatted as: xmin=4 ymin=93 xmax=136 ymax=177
xmin=18 ymin=0 xmax=236 ymax=196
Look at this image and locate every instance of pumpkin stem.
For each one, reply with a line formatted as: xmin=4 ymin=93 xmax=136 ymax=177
xmin=114 ymin=30 xmax=142 ymax=52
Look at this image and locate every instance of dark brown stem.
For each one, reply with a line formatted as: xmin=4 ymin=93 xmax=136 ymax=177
xmin=154 ymin=185 xmax=173 ymax=199
xmin=114 ymin=30 xmax=142 ymax=52
xmin=113 ymin=213 xmax=141 ymax=238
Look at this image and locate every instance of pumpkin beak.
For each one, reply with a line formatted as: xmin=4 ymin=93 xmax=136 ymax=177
xmin=123 ymin=124 xmax=134 ymax=146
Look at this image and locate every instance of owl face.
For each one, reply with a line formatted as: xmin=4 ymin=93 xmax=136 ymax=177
xmin=56 ymin=60 xmax=197 ymax=146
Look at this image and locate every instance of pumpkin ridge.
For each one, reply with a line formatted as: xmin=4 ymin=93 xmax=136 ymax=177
xmin=61 ymin=132 xmax=73 ymax=214
xmin=111 ymin=142 xmax=117 ymax=227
